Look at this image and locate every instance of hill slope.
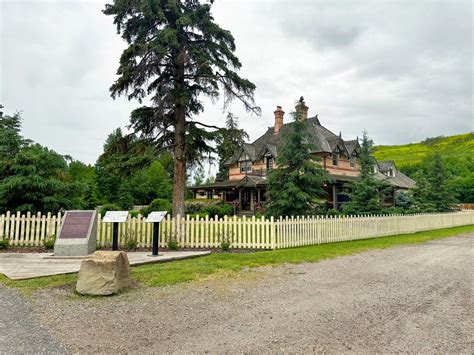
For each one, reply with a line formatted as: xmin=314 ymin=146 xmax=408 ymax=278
xmin=373 ymin=132 xmax=474 ymax=169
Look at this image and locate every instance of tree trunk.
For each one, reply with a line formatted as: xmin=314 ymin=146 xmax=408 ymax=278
xmin=172 ymin=52 xmax=186 ymax=217
xmin=172 ymin=109 xmax=186 ymax=217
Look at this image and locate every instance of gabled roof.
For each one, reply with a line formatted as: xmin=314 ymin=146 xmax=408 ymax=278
xmin=377 ymin=160 xmax=396 ymax=173
xmin=344 ymin=139 xmax=360 ymax=156
xmin=226 ymin=116 xmax=359 ymax=165
xmin=375 ymin=160 xmax=416 ymax=189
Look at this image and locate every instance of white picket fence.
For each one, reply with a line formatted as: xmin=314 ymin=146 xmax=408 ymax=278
xmin=1 ymin=211 xmax=473 ymax=250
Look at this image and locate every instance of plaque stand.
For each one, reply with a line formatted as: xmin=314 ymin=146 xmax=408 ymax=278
xmin=145 ymin=211 xmax=167 ymax=257
xmin=152 ymin=222 xmax=160 ymax=256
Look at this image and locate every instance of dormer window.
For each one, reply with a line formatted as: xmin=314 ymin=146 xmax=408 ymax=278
xmin=240 ymin=161 xmax=252 ymax=173
xmin=332 ymin=153 xmax=338 ymax=166
xmin=266 ymin=157 xmax=274 ymax=171
xmin=350 ymin=157 xmax=355 ymax=168
xmin=388 ymin=167 xmax=394 ymax=177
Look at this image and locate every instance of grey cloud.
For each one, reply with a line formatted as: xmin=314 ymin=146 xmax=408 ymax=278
xmin=1 ymin=0 xmax=472 ymax=164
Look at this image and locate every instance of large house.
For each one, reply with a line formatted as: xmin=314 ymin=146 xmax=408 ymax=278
xmin=192 ymin=98 xmax=415 ymax=214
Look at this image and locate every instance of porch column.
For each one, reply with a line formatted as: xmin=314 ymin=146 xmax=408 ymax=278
xmin=250 ymin=188 xmax=254 ymax=211
xmin=257 ymin=188 xmax=261 ymax=203
xmin=238 ymin=189 xmax=242 ymax=210
xmin=332 ymin=184 xmax=338 ymax=210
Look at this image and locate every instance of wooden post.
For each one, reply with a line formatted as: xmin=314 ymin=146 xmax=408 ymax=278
xmin=250 ymin=188 xmax=255 ymax=212
xmin=238 ymin=189 xmax=242 ymax=211
xmin=332 ymin=184 xmax=337 ymax=210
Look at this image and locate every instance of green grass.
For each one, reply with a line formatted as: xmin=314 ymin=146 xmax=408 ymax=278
xmin=1 ymin=225 xmax=473 ymax=294
xmin=373 ymin=132 xmax=474 ymax=168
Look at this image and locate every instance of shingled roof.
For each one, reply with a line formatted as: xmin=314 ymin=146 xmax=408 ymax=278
xmin=225 ymin=116 xmax=359 ymax=165
xmin=375 ymin=160 xmax=416 ymax=189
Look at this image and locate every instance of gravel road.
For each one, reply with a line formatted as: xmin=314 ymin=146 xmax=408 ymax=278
xmin=11 ymin=233 xmax=474 ymax=353
xmin=0 ymin=286 xmax=66 ymax=354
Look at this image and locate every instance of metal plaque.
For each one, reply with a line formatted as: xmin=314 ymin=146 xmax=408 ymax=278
xmin=102 ymin=211 xmax=129 ymax=223
xmin=59 ymin=211 xmax=94 ymax=239
xmin=145 ymin=211 xmax=167 ymax=223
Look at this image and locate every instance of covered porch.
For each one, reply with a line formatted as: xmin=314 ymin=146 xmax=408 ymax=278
xmin=191 ymin=176 xmax=267 ymax=214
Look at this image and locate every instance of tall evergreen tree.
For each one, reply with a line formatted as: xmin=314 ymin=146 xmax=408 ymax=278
xmin=343 ymin=131 xmax=391 ymax=215
xmin=104 ymin=0 xmax=259 ymax=216
xmin=0 ymin=111 xmax=30 ymax=180
xmin=215 ymin=112 xmax=249 ymax=179
xmin=425 ymin=153 xmax=457 ymax=211
xmin=265 ymin=105 xmax=328 ymax=217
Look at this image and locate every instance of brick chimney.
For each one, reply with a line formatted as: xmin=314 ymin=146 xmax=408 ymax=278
xmin=274 ymin=105 xmax=285 ymax=134
xmin=295 ymin=96 xmax=309 ymax=121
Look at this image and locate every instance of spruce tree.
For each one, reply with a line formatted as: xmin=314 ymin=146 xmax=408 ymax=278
xmin=104 ymin=0 xmax=259 ymax=216
xmin=265 ymin=107 xmax=328 ymax=217
xmin=343 ymin=131 xmax=391 ymax=215
xmin=215 ymin=112 xmax=249 ymax=179
xmin=425 ymin=153 xmax=457 ymax=211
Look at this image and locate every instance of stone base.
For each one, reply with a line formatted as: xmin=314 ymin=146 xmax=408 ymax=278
xmin=54 ymin=242 xmax=93 ymax=257
xmin=76 ymin=251 xmax=132 ymax=296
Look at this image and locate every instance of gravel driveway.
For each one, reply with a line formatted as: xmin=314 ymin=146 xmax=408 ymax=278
xmin=0 ymin=286 xmax=66 ymax=354
xmin=11 ymin=233 xmax=474 ymax=353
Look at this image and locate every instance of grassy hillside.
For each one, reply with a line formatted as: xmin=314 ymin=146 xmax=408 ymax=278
xmin=373 ymin=132 xmax=474 ymax=169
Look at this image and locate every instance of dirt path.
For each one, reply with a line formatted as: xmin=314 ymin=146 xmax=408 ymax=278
xmin=30 ymin=233 xmax=473 ymax=353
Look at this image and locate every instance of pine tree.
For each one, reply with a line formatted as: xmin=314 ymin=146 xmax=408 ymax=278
xmin=104 ymin=0 xmax=259 ymax=216
xmin=265 ymin=106 xmax=328 ymax=217
xmin=343 ymin=131 xmax=391 ymax=215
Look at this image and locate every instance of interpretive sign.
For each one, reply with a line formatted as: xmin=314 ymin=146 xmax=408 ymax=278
xmin=145 ymin=211 xmax=167 ymax=223
xmin=102 ymin=211 xmax=129 ymax=251
xmin=102 ymin=211 xmax=129 ymax=223
xmin=54 ymin=210 xmax=98 ymax=256
xmin=145 ymin=211 xmax=167 ymax=256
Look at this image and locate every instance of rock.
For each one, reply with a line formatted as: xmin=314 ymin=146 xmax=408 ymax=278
xmin=76 ymin=251 xmax=131 ymax=296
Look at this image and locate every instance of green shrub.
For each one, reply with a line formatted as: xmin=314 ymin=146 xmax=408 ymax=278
xmin=140 ymin=198 xmax=172 ymax=217
xmin=166 ymin=234 xmax=180 ymax=251
xmin=184 ymin=199 xmax=221 ymax=214
xmin=0 ymin=236 xmax=9 ymax=250
xmin=204 ymin=203 xmax=234 ymax=218
xmin=100 ymin=203 xmax=122 ymax=217
xmin=129 ymin=210 xmax=140 ymax=218
xmin=219 ymin=231 xmax=233 ymax=252
xmin=43 ymin=235 xmax=56 ymax=250
xmin=122 ymin=229 xmax=138 ymax=250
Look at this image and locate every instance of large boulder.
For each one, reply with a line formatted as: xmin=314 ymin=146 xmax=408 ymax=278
xmin=76 ymin=251 xmax=131 ymax=296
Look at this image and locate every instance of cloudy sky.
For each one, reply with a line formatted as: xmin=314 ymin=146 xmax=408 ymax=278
xmin=1 ymin=0 xmax=472 ymax=165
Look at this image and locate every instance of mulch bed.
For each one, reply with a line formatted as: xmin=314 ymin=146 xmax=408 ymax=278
xmin=0 ymin=246 xmax=52 ymax=253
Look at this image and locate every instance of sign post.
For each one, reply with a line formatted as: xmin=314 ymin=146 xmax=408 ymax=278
xmin=145 ymin=211 xmax=167 ymax=256
xmin=102 ymin=211 xmax=129 ymax=251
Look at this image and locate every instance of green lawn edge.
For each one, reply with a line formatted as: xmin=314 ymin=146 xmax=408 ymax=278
xmin=1 ymin=224 xmax=473 ymax=294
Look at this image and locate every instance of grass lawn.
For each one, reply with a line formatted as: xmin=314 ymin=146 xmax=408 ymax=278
xmin=1 ymin=224 xmax=473 ymax=294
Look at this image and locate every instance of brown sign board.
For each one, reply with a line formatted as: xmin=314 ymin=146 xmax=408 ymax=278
xmin=54 ymin=210 xmax=98 ymax=256
xmin=59 ymin=211 xmax=94 ymax=239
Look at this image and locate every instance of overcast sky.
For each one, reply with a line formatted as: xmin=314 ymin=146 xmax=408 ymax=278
xmin=1 ymin=0 xmax=472 ymax=165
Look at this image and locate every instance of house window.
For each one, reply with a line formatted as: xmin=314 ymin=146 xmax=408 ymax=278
xmin=388 ymin=168 xmax=394 ymax=177
xmin=350 ymin=158 xmax=355 ymax=168
xmin=266 ymin=157 xmax=274 ymax=171
xmin=240 ymin=160 xmax=252 ymax=173
xmin=332 ymin=153 xmax=338 ymax=166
